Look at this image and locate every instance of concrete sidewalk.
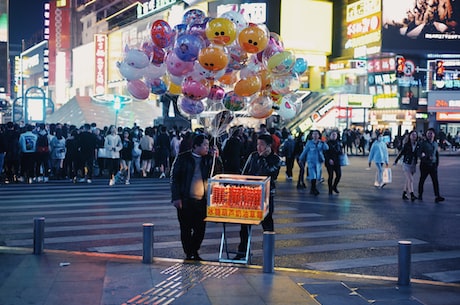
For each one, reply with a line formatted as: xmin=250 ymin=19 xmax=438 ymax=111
xmin=1 ymin=247 xmax=459 ymax=305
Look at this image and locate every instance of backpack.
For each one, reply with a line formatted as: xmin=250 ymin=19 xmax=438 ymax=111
xmin=36 ymin=134 xmax=50 ymax=153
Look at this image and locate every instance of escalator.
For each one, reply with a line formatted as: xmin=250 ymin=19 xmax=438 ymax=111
xmin=285 ymin=91 xmax=335 ymax=134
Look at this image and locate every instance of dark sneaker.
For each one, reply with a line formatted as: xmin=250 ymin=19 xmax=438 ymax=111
xmin=435 ymin=196 xmax=445 ymax=203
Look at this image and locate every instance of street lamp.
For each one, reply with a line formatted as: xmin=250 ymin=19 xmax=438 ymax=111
xmin=114 ymin=96 xmax=121 ymax=127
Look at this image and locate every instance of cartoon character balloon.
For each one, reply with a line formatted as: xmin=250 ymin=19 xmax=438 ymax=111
xmin=150 ymin=20 xmax=175 ymax=48
xmin=205 ymin=18 xmax=237 ymax=46
xmin=220 ymin=10 xmax=248 ymax=32
xmin=238 ymin=25 xmax=269 ymax=53
xmin=198 ymin=46 xmax=229 ymax=71
xmin=174 ymin=34 xmax=204 ymax=62
xmin=182 ymin=78 xmax=210 ymax=100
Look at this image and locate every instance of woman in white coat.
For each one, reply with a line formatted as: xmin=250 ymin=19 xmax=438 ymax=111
xmin=104 ymin=125 xmax=122 ymax=186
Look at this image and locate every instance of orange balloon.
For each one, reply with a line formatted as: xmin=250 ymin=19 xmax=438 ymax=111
xmin=219 ymin=71 xmax=238 ymax=85
xmin=238 ymin=25 xmax=268 ymax=53
xmin=234 ymin=75 xmax=262 ymax=97
xmin=258 ymin=69 xmax=271 ymax=91
xmin=198 ymin=47 xmax=229 ymax=71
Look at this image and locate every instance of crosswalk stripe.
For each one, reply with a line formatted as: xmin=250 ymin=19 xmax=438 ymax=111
xmin=305 ymin=250 xmax=460 ymax=271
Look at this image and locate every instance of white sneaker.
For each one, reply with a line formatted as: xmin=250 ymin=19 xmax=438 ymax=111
xmin=44 ymin=177 xmax=49 ymax=183
xmin=159 ymin=172 xmax=166 ymax=179
xmin=87 ymin=179 xmax=92 ymax=184
xmin=109 ymin=179 xmax=115 ymax=186
xmin=125 ymin=180 xmax=130 ymax=185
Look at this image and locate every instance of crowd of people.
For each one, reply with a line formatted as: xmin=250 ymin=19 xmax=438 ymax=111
xmin=0 ymin=120 xmax=449 ymax=260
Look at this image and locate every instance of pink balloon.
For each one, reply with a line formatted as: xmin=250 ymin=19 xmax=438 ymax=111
xmin=127 ymin=79 xmax=150 ymax=100
xmin=182 ymin=78 xmax=210 ymax=100
xmin=165 ymin=51 xmax=194 ymax=77
xmin=208 ymin=85 xmax=225 ymax=101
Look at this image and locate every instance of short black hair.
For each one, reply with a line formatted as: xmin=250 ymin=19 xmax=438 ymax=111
xmin=192 ymin=133 xmax=207 ymax=148
xmin=258 ymin=134 xmax=272 ymax=145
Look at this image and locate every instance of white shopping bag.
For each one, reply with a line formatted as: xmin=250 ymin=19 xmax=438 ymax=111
xmin=382 ymin=168 xmax=392 ymax=184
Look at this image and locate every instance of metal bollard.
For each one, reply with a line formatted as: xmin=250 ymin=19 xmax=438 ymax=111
xmin=33 ymin=217 xmax=45 ymax=255
xmin=263 ymin=231 xmax=275 ymax=273
xmin=142 ymin=223 xmax=154 ymax=264
xmin=398 ymin=240 xmax=412 ymax=286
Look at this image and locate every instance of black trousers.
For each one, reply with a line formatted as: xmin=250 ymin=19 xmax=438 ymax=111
xmin=326 ymin=163 xmax=342 ymax=191
xmin=238 ymin=195 xmax=274 ymax=253
xmin=177 ymin=198 xmax=207 ymax=256
xmin=418 ymin=163 xmax=441 ymax=197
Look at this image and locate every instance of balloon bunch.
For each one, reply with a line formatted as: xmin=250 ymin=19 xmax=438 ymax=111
xmin=116 ymin=8 xmax=308 ymax=121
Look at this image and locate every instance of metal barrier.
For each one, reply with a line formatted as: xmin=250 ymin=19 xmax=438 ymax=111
xmin=398 ymin=240 xmax=412 ymax=286
xmin=263 ymin=231 xmax=275 ymax=273
xmin=33 ymin=217 xmax=45 ymax=255
xmin=142 ymin=223 xmax=154 ymax=264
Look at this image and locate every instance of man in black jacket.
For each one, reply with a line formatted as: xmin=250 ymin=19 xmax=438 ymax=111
xmin=76 ymin=123 xmax=97 ymax=183
xmin=418 ymin=128 xmax=445 ymax=203
xmin=235 ymin=134 xmax=281 ymax=260
xmin=170 ymin=133 xmax=222 ymax=260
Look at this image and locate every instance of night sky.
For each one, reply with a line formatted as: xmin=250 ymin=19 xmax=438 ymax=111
xmin=9 ymin=0 xmax=47 ymax=47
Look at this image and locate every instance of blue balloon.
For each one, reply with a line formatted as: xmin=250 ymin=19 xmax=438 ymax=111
xmin=149 ymin=78 xmax=167 ymax=95
xmin=293 ymin=58 xmax=307 ymax=74
xmin=174 ymin=34 xmax=204 ymax=62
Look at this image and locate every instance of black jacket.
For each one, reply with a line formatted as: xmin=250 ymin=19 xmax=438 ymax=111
xmin=170 ymin=150 xmax=222 ymax=203
xmin=395 ymin=141 xmax=419 ymax=165
xmin=324 ymin=139 xmax=342 ymax=166
xmin=242 ymin=151 xmax=281 ymax=193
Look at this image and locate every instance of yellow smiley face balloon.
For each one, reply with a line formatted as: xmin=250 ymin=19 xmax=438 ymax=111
xmin=205 ymin=18 xmax=237 ymax=46
xmin=238 ymin=25 xmax=269 ymax=53
xmin=198 ymin=46 xmax=229 ymax=71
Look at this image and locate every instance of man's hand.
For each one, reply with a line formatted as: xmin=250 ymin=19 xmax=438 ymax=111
xmin=172 ymin=199 xmax=182 ymax=209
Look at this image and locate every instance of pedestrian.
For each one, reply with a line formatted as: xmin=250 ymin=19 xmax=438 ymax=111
xmin=120 ymin=129 xmax=133 ymax=184
xmin=222 ymin=126 xmax=244 ymax=174
xmin=18 ymin=124 xmax=38 ymax=184
xmin=139 ymin=127 xmax=155 ymax=177
xmin=368 ymin=133 xmax=389 ymax=188
xmin=4 ymin=122 xmax=20 ymax=183
xmin=417 ymin=128 xmax=445 ymax=203
xmin=324 ymin=130 xmax=342 ymax=195
xmin=234 ymin=134 xmax=281 ymax=260
xmin=298 ymin=130 xmax=329 ymax=195
xmin=49 ymin=128 xmax=67 ymax=180
xmin=282 ymin=134 xmax=296 ymax=180
xmin=105 ymin=125 xmax=122 ymax=186
xmin=76 ymin=123 xmax=97 ymax=183
xmin=156 ymin=125 xmax=171 ymax=179
xmin=170 ymin=133 xmax=222 ymax=260
xmin=35 ymin=124 xmax=51 ymax=183
xmin=393 ymin=130 xmax=419 ymax=201
xmin=294 ymin=132 xmax=306 ymax=189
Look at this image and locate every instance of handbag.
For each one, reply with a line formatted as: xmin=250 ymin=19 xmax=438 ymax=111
xmin=382 ymin=167 xmax=392 ymax=183
xmin=339 ymin=154 xmax=349 ymax=166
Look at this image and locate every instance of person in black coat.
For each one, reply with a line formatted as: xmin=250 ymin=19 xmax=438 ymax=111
xmin=394 ymin=130 xmax=419 ymax=201
xmin=170 ymin=133 xmax=222 ymax=260
xmin=222 ymin=127 xmax=244 ymax=174
xmin=417 ymin=128 xmax=445 ymax=203
xmin=235 ymin=134 xmax=281 ymax=259
xmin=324 ymin=130 xmax=343 ymax=195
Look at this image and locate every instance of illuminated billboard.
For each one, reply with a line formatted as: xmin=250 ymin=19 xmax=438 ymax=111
xmin=382 ymin=0 xmax=460 ymax=53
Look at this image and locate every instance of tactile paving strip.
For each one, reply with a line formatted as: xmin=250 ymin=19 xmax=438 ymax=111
xmin=123 ymin=263 xmax=238 ymax=305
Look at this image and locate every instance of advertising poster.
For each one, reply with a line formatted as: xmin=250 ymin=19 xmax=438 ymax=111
xmin=382 ymin=0 xmax=460 ymax=53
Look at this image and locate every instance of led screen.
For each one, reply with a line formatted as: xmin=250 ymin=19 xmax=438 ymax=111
xmin=382 ymin=0 xmax=460 ymax=53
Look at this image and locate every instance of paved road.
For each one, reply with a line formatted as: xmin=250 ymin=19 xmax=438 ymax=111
xmin=1 ymin=154 xmax=459 ymax=283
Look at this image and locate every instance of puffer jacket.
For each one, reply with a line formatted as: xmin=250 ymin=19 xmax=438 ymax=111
xmin=242 ymin=151 xmax=281 ymax=193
